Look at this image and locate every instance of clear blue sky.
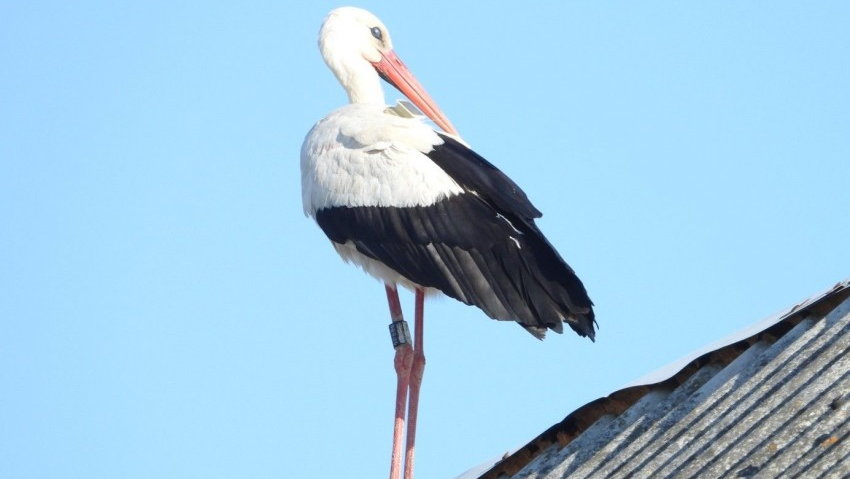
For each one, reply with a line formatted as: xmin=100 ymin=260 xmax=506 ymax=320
xmin=2 ymin=2 xmax=848 ymax=478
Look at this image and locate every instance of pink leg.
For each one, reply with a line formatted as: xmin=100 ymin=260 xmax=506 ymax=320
xmin=404 ymin=288 xmax=426 ymax=479
xmin=386 ymin=284 xmax=413 ymax=479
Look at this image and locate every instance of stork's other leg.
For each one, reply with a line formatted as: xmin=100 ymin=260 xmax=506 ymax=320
xmin=403 ymin=288 xmax=426 ymax=479
xmin=386 ymin=284 xmax=413 ymax=479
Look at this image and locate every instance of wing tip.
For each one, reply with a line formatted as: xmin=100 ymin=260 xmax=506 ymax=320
xmin=571 ymin=309 xmax=598 ymax=342
xmin=520 ymin=308 xmax=596 ymax=341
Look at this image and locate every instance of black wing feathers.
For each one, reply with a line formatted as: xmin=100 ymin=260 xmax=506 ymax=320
xmin=315 ymin=137 xmax=595 ymax=339
xmin=429 ymin=134 xmax=542 ymax=223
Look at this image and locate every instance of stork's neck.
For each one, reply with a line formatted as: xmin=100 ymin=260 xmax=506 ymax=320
xmin=320 ymin=35 xmax=386 ymax=106
xmin=339 ymin=60 xmax=386 ymax=105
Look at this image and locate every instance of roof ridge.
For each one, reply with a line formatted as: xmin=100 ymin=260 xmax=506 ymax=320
xmin=477 ymin=279 xmax=850 ymax=479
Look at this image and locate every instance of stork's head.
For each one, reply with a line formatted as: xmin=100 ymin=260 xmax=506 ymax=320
xmin=320 ymin=7 xmax=393 ymax=66
xmin=318 ymin=7 xmax=457 ymax=135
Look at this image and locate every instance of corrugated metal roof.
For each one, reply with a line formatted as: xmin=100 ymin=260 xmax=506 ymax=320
xmin=475 ymin=280 xmax=850 ymax=479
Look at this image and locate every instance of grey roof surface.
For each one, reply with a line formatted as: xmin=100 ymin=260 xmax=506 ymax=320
xmin=475 ymin=280 xmax=850 ymax=479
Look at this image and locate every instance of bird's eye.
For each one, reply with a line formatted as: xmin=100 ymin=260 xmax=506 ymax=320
xmin=371 ymin=26 xmax=383 ymax=41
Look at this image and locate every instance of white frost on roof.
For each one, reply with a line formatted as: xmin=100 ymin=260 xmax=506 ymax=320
xmin=623 ymin=279 xmax=850 ymax=388
xmin=452 ymin=449 xmax=517 ymax=479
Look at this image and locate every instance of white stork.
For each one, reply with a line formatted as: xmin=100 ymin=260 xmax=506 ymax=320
xmin=300 ymin=7 xmax=595 ymax=479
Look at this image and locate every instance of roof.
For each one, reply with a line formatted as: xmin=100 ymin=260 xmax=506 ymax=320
xmin=465 ymin=279 xmax=850 ymax=479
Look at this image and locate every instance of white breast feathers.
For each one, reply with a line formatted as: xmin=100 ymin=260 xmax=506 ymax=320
xmin=301 ymin=103 xmax=464 ymax=216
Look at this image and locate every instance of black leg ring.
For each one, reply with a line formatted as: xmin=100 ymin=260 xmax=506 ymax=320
xmin=388 ymin=320 xmax=412 ymax=349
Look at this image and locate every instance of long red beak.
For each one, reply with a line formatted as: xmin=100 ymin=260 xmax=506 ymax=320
xmin=372 ymin=50 xmax=458 ymax=136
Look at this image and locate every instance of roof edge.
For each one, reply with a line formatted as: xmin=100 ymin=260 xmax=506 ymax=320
xmin=477 ymin=279 xmax=850 ymax=479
